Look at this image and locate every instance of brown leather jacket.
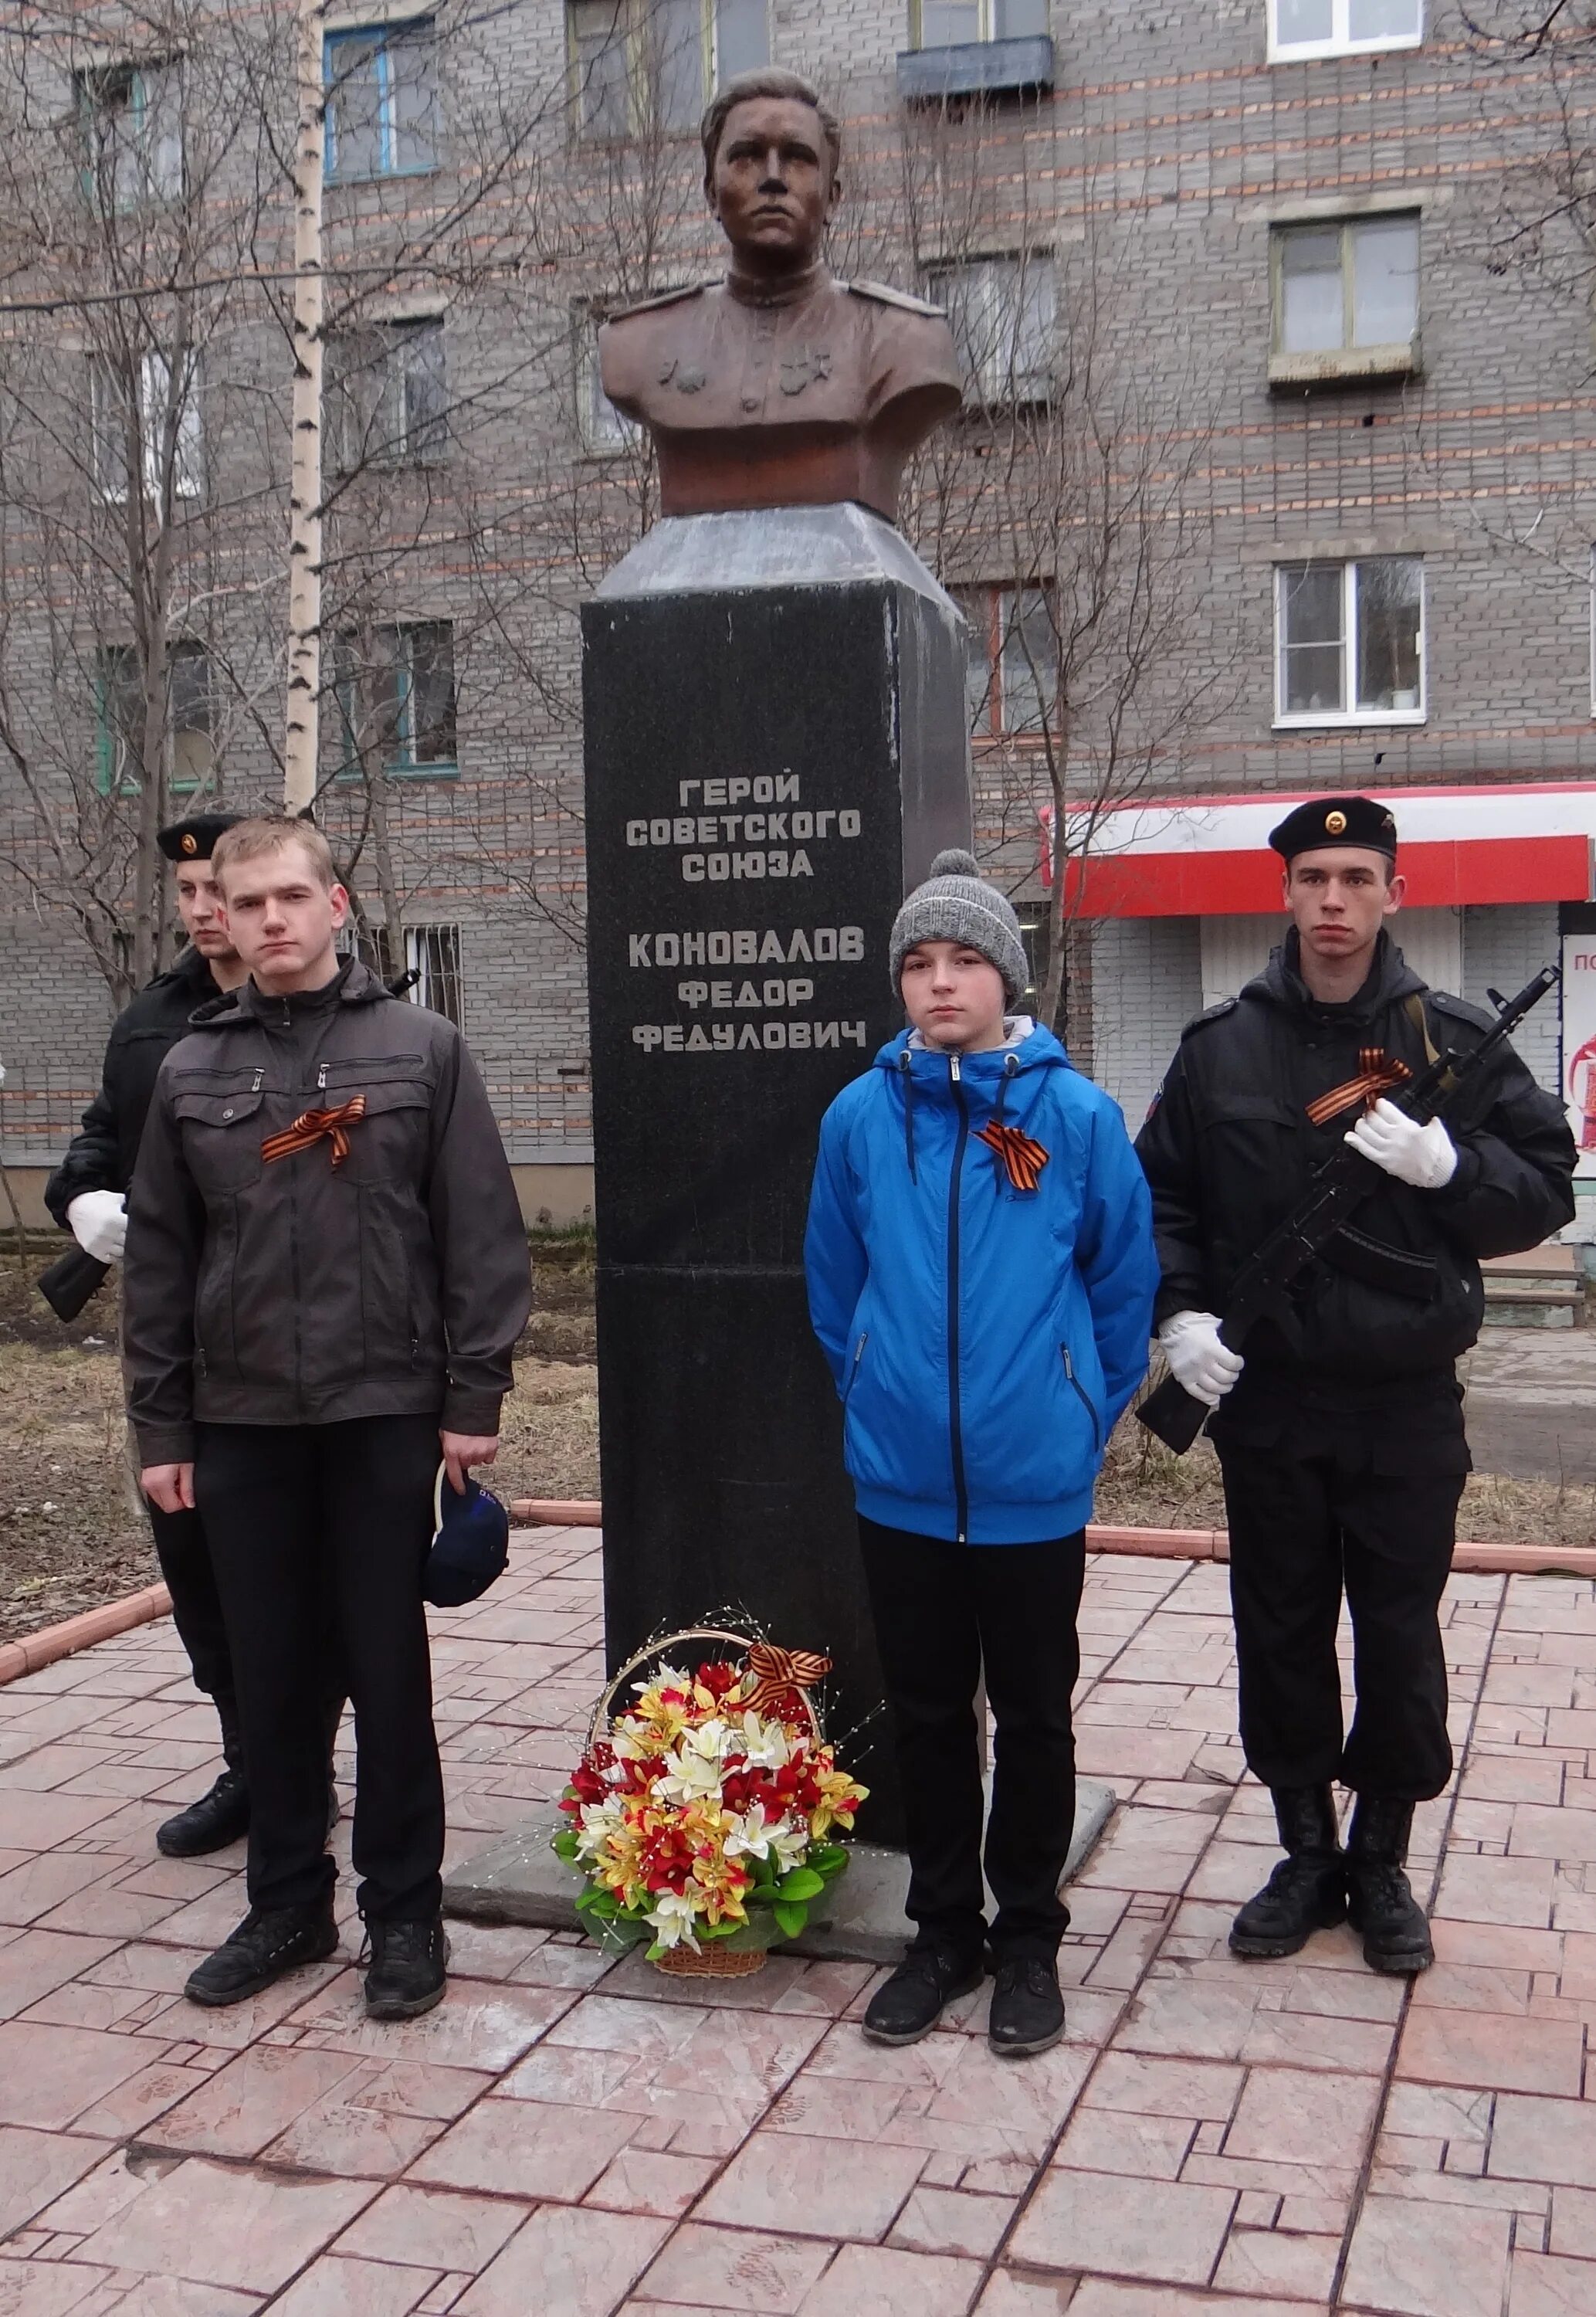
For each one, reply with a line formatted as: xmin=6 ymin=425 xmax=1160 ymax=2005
xmin=123 ymin=958 xmax=531 ymax=1462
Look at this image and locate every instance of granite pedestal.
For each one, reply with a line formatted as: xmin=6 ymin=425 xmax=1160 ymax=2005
xmin=577 ymin=504 xmax=973 ymax=1840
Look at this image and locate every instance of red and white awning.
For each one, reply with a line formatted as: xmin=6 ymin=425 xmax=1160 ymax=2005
xmin=1045 ymin=782 xmax=1596 ymax=918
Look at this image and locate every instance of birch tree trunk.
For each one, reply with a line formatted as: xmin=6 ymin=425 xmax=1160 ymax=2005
xmin=284 ymin=0 xmax=326 ymax=812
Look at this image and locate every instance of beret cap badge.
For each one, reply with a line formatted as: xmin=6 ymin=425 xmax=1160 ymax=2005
xmin=1325 ymin=809 xmax=1347 ymax=836
xmin=181 ymin=833 xmax=198 ymax=855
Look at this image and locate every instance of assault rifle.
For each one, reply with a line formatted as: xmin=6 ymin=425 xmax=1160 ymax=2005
xmin=1137 ymin=963 xmax=1561 ymax=1456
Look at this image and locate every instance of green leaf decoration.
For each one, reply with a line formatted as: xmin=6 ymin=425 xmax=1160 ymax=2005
xmin=809 ymin=1846 xmax=849 ymax=1879
xmin=772 ymin=1900 xmax=807 ymax=1939
xmin=551 ymin=1830 xmax=580 ymax=1861
xmin=775 ymin=1868 xmax=825 ymax=1901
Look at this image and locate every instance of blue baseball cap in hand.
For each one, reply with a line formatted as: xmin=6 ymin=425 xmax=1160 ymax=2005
xmin=422 ymin=1461 xmax=510 ymax=1607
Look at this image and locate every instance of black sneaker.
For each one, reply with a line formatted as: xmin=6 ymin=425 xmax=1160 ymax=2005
xmin=184 ymin=1899 xmax=337 ymax=2007
xmin=362 ymin=1915 xmax=450 ymax=2020
xmin=157 ymin=1769 xmax=251 ymax=1860
xmin=988 ymin=1955 xmax=1066 ymax=2057
xmin=862 ymin=1944 xmax=984 ymax=2046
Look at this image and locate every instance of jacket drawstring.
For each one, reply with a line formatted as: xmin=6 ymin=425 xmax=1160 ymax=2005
xmin=897 ymin=1051 xmax=917 ymax=1182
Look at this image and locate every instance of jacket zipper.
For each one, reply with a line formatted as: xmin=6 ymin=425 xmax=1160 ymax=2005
xmin=1063 ymin=1346 xmax=1102 ymax=1451
xmin=845 ymin=1330 xmax=867 ymax=1399
xmin=947 ymin=1054 xmax=970 ymax=1544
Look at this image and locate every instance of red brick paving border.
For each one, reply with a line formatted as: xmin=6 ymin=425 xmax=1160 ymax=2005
xmin=0 ymin=1580 xmax=171 ymax=1688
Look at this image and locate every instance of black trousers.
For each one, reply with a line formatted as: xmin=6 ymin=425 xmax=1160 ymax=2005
xmin=859 ymin=1516 xmax=1086 ymax=1963
xmin=195 ymin=1413 xmax=445 ymax=1922
xmin=147 ymin=1503 xmax=234 ymax=1703
xmin=1211 ymin=1377 xmax=1466 ymax=1803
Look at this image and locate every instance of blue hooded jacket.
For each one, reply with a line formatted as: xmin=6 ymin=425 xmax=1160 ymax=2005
xmin=804 ymin=1020 xmax=1157 ymax=1545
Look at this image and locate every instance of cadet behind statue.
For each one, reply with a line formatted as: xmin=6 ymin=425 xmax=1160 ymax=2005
xmin=1136 ymin=797 xmax=1576 ymax=1975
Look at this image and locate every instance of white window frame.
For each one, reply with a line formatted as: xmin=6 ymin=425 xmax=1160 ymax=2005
xmin=404 ymin=922 xmax=463 ymax=1025
xmin=569 ymin=0 xmax=769 ymax=142
xmin=78 ymin=59 xmax=185 ymax=210
xmin=90 ymin=351 xmax=202 ymax=505
xmin=913 ymin=1 xmax=1049 ymax=44
xmin=1273 ymin=556 xmax=1426 ymax=729
xmin=923 ymin=253 xmax=1056 ymax=408
xmin=1267 ymin=0 xmax=1423 ymax=64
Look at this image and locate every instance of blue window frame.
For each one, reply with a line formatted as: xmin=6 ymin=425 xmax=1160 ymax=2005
xmin=325 ymin=21 xmax=438 ymax=184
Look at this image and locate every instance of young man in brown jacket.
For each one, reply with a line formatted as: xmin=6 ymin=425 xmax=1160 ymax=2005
xmin=124 ymin=818 xmax=531 ymax=2020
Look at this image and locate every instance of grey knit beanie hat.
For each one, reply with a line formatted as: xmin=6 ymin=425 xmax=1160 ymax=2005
xmin=889 ymin=849 xmax=1028 ymax=1005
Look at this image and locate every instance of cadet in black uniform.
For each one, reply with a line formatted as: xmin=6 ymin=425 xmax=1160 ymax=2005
xmin=46 ymin=813 xmax=260 ymax=1857
xmin=1136 ymin=798 xmax=1575 ymax=1974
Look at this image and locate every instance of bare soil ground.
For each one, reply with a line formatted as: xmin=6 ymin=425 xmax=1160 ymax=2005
xmin=1 ymin=1236 xmax=1589 ymax=1647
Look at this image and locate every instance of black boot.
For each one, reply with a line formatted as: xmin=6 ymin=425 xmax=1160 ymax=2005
xmin=988 ymin=1953 xmax=1066 ymax=2057
xmin=184 ymin=1896 xmax=338 ymax=2007
xmin=862 ymin=1941 xmax=984 ymax=2046
xmin=1347 ymin=1796 xmax=1433 ymax=1976
xmin=1229 ymin=1786 xmax=1347 ymax=1960
xmin=157 ymin=1695 xmax=251 ymax=1859
xmin=362 ymin=1915 xmax=450 ymax=2020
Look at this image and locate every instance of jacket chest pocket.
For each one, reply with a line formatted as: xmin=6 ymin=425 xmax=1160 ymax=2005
xmin=171 ymin=1085 xmax=265 ymax=1193
xmin=314 ymin=1057 xmax=431 ymax=1186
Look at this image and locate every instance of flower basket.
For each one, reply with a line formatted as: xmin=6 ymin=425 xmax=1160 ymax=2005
xmin=551 ymin=1627 xmax=867 ymax=1974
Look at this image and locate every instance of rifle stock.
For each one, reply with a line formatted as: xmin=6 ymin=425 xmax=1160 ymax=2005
xmin=1137 ymin=1371 xmax=1213 ymax=1454
xmin=38 ymin=1246 xmax=111 ymax=1323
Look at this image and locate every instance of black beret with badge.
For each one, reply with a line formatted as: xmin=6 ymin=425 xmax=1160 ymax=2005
xmin=157 ymin=811 xmax=245 ymax=863
xmin=1268 ymin=794 xmax=1398 ymax=863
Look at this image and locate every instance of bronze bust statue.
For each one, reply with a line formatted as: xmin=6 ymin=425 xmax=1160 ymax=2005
xmin=598 ymin=70 xmax=963 ymax=525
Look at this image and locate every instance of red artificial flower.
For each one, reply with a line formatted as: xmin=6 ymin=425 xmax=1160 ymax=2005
xmin=696 ymin=1660 xmax=741 ymax=1701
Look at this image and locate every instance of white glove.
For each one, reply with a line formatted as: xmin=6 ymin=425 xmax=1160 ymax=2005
xmin=1157 ymin=1310 xmax=1244 ymax=1409
xmin=67 ymin=1190 xmax=127 ymax=1264
xmin=1345 ymin=1099 xmax=1458 ymax=1191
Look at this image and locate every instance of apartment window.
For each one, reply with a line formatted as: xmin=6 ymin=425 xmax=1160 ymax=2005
xmin=1269 ymin=0 xmax=1421 ymax=62
xmin=913 ymin=0 xmax=1049 ymax=42
xmin=926 ymin=256 xmax=1055 ymax=405
xmin=93 ymin=643 xmax=213 ymax=795
xmin=962 ymin=586 xmax=1058 ymax=736
xmin=77 ymin=61 xmax=183 ymax=208
xmin=89 ymin=352 xmax=202 ymax=504
xmin=1272 ymin=214 xmax=1418 ymax=371
xmin=405 ymin=924 xmax=463 ymax=1024
xmin=325 ymin=21 xmax=437 ymax=182
xmin=574 ymin=307 xmax=638 ymax=452
xmin=1276 ymin=557 xmax=1424 ymax=724
xmin=570 ymin=0 xmax=768 ymax=142
xmin=329 ymin=320 xmax=447 ymax=470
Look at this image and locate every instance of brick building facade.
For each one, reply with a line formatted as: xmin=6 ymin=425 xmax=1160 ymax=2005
xmin=2 ymin=2 xmax=1592 ymax=1217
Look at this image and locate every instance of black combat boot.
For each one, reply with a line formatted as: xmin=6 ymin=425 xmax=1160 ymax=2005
xmin=156 ymin=1694 xmax=250 ymax=1859
xmin=1346 ymin=1796 xmax=1433 ymax=1976
xmin=1229 ymin=1786 xmax=1347 ymax=1959
xmin=862 ymin=1941 xmax=984 ymax=2046
xmin=362 ymin=1915 xmax=450 ymax=2020
xmin=184 ymin=1895 xmax=338 ymax=2007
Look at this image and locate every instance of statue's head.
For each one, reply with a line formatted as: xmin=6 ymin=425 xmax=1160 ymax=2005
xmin=700 ymin=69 xmax=842 ymax=269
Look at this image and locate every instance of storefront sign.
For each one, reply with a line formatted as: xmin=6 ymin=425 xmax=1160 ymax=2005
xmin=1561 ymin=935 xmax=1596 ymax=1179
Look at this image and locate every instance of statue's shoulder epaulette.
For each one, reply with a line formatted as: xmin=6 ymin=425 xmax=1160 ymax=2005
xmin=605 ymin=282 xmax=709 ymax=324
xmin=1180 ymin=996 xmax=1239 ymax=1040
xmin=845 ymin=278 xmax=947 ymax=318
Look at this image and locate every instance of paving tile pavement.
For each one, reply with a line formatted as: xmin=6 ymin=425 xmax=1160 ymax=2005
xmin=0 ymin=1533 xmax=1592 ymax=2311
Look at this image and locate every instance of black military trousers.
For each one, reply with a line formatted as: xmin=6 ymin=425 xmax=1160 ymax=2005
xmin=195 ymin=1413 xmax=445 ymax=1924
xmin=146 ymin=1503 xmax=234 ymax=1703
xmin=1211 ymin=1376 xmax=1467 ymax=1802
xmin=859 ymin=1516 xmax=1085 ymax=1964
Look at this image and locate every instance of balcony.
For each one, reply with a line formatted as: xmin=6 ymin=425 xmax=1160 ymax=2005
xmin=896 ymin=34 xmax=1055 ymax=104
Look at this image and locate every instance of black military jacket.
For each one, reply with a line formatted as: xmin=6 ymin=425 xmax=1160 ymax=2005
xmin=1134 ymin=931 xmax=1576 ymax=1387
xmin=45 ymin=945 xmax=224 ymax=1227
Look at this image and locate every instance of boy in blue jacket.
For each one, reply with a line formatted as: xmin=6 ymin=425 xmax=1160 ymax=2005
xmin=805 ymin=850 xmax=1156 ymax=2055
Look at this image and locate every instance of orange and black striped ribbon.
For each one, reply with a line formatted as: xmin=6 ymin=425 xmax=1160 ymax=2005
xmin=733 ymin=1641 xmax=833 ymax=1722
xmin=260 ymin=1094 xmax=368 ymax=1170
xmin=975 ymin=1118 xmax=1050 ymax=1192
xmin=1303 ymin=1050 xmax=1411 ymax=1128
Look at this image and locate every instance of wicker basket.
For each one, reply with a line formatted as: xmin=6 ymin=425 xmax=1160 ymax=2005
xmin=652 ymin=1940 xmax=768 ymax=1979
xmin=585 ymin=1628 xmax=825 ymax=1979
